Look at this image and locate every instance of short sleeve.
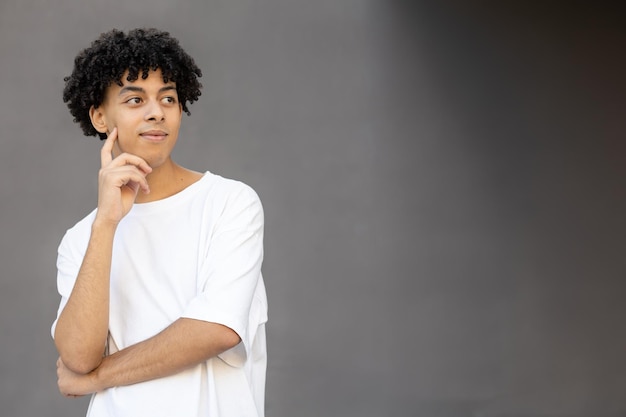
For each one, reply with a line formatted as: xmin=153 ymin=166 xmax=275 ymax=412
xmin=181 ymin=183 xmax=266 ymax=367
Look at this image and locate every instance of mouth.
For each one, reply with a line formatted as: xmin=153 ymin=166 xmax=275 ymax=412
xmin=140 ymin=130 xmax=168 ymax=142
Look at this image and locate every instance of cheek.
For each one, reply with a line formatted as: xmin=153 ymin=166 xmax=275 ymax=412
xmin=112 ymin=128 xmax=133 ymax=155
xmin=113 ymin=135 xmax=131 ymax=156
xmin=103 ymin=111 xmax=119 ymax=131
xmin=109 ymin=117 xmax=132 ymax=142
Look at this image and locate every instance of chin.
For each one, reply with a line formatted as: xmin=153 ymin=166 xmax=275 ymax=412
xmin=146 ymin=156 xmax=171 ymax=170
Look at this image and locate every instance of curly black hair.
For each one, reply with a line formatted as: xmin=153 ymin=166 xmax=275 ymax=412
xmin=63 ymin=28 xmax=203 ymax=140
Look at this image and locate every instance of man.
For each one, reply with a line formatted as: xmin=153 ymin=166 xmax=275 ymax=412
xmin=52 ymin=28 xmax=267 ymax=417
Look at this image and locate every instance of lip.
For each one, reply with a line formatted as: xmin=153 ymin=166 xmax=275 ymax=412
xmin=140 ymin=130 xmax=168 ymax=142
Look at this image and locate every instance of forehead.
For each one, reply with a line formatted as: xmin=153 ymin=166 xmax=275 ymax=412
xmin=104 ymin=68 xmax=176 ymax=98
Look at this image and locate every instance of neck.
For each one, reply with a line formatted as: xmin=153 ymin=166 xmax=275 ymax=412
xmin=135 ymin=159 xmax=203 ymax=203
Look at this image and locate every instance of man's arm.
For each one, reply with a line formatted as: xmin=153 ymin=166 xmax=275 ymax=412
xmin=54 ymin=128 xmax=152 ymax=374
xmin=57 ymin=317 xmax=240 ymax=397
xmin=54 ymin=221 xmax=115 ymax=374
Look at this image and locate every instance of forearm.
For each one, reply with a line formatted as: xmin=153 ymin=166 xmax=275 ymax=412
xmin=91 ymin=318 xmax=240 ymax=391
xmin=54 ymin=220 xmax=117 ymax=373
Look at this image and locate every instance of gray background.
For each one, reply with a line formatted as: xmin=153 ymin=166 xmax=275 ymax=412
xmin=1 ymin=1 xmax=625 ymax=416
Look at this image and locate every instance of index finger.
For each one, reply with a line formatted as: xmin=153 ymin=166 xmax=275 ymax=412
xmin=100 ymin=127 xmax=118 ymax=167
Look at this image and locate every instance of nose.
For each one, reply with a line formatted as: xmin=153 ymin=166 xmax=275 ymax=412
xmin=144 ymin=100 xmax=165 ymax=122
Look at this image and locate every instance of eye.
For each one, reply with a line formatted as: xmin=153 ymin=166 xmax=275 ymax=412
xmin=162 ymin=96 xmax=177 ymax=104
xmin=126 ymin=97 xmax=142 ymax=104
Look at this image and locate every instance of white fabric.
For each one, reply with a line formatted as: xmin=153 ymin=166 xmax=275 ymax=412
xmin=52 ymin=172 xmax=267 ymax=417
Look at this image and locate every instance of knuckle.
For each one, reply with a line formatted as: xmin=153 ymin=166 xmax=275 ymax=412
xmin=98 ymin=169 xmax=109 ymax=180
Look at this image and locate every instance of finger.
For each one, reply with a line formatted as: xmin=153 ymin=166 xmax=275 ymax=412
xmin=120 ymin=174 xmax=149 ymax=195
xmin=99 ymin=164 xmax=147 ymax=187
xmin=100 ymin=127 xmax=118 ymax=168
xmin=101 ymin=165 xmax=151 ymax=193
xmin=107 ymin=152 xmax=152 ymax=175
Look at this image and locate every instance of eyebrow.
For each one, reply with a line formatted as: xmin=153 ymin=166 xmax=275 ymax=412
xmin=118 ymin=85 xmax=177 ymax=96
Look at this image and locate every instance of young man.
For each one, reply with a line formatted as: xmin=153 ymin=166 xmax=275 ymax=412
xmin=52 ymin=28 xmax=267 ymax=417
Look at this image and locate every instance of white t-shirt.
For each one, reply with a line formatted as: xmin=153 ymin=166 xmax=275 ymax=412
xmin=52 ymin=172 xmax=267 ymax=417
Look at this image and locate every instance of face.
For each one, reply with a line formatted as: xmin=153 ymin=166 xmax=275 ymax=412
xmin=90 ymin=68 xmax=183 ymax=169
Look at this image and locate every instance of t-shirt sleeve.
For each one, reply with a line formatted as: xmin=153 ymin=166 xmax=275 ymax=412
xmin=181 ymin=183 xmax=266 ymax=368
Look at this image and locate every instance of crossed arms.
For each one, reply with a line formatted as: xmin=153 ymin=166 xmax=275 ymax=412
xmin=54 ymin=221 xmax=240 ymax=397
xmin=53 ymin=129 xmax=241 ymax=397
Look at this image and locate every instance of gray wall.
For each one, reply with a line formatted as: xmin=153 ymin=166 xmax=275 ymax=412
xmin=1 ymin=1 xmax=624 ymax=416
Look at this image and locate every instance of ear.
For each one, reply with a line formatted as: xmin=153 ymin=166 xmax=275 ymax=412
xmin=89 ymin=105 xmax=109 ymax=135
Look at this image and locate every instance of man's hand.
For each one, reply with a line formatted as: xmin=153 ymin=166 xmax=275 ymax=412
xmin=57 ymin=357 xmax=100 ymax=398
xmin=96 ymin=127 xmax=152 ymax=225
